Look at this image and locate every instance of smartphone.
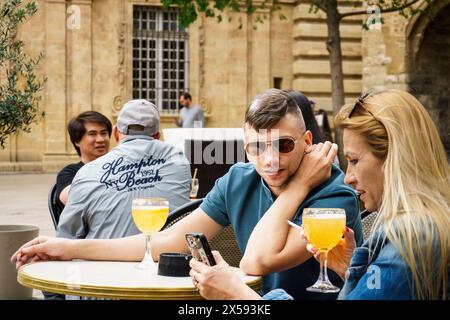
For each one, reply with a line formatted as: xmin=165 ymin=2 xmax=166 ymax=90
xmin=185 ymin=233 xmax=216 ymax=266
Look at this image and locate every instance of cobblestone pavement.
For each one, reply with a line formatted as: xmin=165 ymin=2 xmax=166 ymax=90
xmin=0 ymin=173 xmax=57 ymax=299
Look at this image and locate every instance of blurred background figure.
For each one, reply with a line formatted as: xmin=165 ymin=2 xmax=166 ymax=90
xmin=175 ymin=92 xmax=205 ymax=128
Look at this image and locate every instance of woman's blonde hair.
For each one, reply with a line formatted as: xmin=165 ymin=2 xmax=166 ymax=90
xmin=335 ymin=89 xmax=449 ymax=299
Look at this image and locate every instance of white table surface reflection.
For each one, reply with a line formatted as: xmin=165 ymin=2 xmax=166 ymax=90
xmin=18 ymin=260 xmax=261 ymax=300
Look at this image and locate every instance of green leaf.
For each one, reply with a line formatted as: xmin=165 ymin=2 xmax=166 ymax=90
xmin=205 ymin=8 xmax=215 ymax=17
xmin=0 ymin=0 xmax=44 ymax=148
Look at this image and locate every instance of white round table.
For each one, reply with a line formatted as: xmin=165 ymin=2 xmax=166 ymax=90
xmin=18 ymin=260 xmax=261 ymax=300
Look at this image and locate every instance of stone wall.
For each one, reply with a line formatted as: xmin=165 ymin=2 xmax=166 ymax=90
xmin=361 ymin=0 xmax=449 ymax=158
xmin=408 ymin=4 xmax=450 ymax=157
xmin=293 ymin=1 xmax=363 ymax=111
xmin=0 ymin=0 xmax=297 ymax=172
xmin=3 ymin=0 xmax=447 ymax=172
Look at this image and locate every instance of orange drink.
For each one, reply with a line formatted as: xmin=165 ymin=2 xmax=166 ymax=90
xmin=302 ymin=208 xmax=346 ymax=293
xmin=302 ymin=213 xmax=346 ymax=250
xmin=132 ymin=205 xmax=169 ymax=234
xmin=131 ymin=197 xmax=169 ymax=271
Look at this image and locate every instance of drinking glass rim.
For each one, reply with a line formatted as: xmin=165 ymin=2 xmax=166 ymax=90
xmin=303 ymin=207 xmax=345 ymax=211
xmin=303 ymin=208 xmax=346 ymax=215
xmin=132 ymin=197 xmax=169 ymax=205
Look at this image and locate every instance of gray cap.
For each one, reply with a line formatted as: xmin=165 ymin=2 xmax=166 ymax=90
xmin=117 ymin=99 xmax=160 ymax=136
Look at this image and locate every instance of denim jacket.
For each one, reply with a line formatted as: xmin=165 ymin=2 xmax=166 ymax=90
xmin=262 ymin=230 xmax=416 ymax=300
xmin=338 ymin=230 xmax=414 ymax=300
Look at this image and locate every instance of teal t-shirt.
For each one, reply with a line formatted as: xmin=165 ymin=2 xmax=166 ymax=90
xmin=200 ymin=162 xmax=363 ymax=300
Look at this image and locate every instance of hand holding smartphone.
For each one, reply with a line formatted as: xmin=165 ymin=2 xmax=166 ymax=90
xmin=185 ymin=233 xmax=216 ymax=266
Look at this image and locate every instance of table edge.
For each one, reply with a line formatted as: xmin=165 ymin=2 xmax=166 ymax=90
xmin=18 ymin=264 xmax=262 ymax=300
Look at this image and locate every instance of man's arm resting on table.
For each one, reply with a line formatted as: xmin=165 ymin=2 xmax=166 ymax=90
xmin=70 ymin=234 xmax=146 ymax=261
xmin=74 ymin=207 xmax=223 ymax=262
xmin=13 ymin=234 xmax=146 ymax=267
xmin=14 ymin=208 xmax=223 ymax=265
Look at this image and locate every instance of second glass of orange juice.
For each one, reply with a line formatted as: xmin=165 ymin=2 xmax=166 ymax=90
xmin=302 ymin=208 xmax=346 ymax=293
xmin=132 ymin=197 xmax=169 ymax=270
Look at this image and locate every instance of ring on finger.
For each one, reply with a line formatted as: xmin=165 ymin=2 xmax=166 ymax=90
xmin=192 ymin=279 xmax=199 ymax=291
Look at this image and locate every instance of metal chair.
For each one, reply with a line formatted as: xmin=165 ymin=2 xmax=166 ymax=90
xmin=48 ymin=183 xmax=60 ymax=230
xmin=162 ymin=199 xmax=204 ymax=229
xmin=162 ymin=199 xmax=243 ymax=267
xmin=208 ymin=224 xmax=242 ymax=267
xmin=361 ymin=209 xmax=379 ymax=241
xmin=44 ymin=183 xmax=66 ymax=300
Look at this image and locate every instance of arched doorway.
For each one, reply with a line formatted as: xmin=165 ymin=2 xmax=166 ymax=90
xmin=408 ymin=4 xmax=450 ymax=159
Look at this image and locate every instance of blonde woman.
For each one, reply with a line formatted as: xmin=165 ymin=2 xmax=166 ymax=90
xmin=187 ymin=89 xmax=449 ymax=300
xmin=328 ymin=89 xmax=449 ymax=300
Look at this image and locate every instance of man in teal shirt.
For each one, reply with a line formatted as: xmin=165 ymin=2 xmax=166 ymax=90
xmin=196 ymin=89 xmax=362 ymax=299
xmin=13 ymin=89 xmax=362 ymax=300
xmin=200 ymin=162 xmax=361 ymax=299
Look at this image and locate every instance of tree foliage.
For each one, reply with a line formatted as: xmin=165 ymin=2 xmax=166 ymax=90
xmin=162 ymin=0 xmax=436 ymax=30
xmin=308 ymin=0 xmax=436 ymax=29
xmin=0 ymin=0 xmax=45 ymax=149
xmin=161 ymin=0 xmax=437 ymax=166
xmin=162 ymin=0 xmax=286 ymax=28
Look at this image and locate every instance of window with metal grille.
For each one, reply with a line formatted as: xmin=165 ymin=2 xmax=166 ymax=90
xmin=132 ymin=6 xmax=189 ymax=114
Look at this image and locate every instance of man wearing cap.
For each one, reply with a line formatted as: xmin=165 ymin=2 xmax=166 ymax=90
xmin=56 ymin=99 xmax=191 ymax=240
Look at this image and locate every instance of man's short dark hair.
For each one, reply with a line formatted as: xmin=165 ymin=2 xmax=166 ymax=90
xmin=245 ymin=88 xmax=305 ymax=131
xmin=68 ymin=111 xmax=112 ymax=156
xmin=180 ymin=92 xmax=192 ymax=101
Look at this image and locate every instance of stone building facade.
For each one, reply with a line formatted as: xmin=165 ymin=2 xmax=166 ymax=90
xmin=362 ymin=0 xmax=449 ymax=157
xmin=0 ymin=0 xmax=448 ymax=172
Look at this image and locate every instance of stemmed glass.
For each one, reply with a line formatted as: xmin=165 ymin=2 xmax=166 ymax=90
xmin=131 ymin=198 xmax=169 ymax=271
xmin=302 ymin=208 xmax=346 ymax=293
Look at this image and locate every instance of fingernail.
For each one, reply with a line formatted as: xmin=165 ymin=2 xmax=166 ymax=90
xmin=345 ymin=227 xmax=350 ymax=232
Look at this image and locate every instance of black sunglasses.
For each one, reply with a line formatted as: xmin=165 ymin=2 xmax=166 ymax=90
xmin=245 ymin=137 xmax=298 ymax=157
xmin=341 ymin=92 xmax=376 ymax=119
